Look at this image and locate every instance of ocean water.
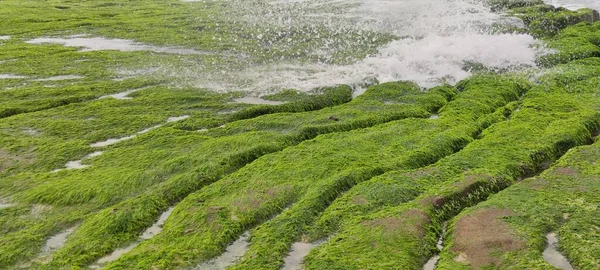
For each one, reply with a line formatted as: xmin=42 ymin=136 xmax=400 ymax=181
xmin=175 ymin=0 xmax=542 ymax=93
xmin=545 ymin=0 xmax=600 ymax=10
xmin=160 ymin=0 xmax=596 ymax=93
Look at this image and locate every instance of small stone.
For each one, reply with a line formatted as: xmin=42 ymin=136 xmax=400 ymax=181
xmin=328 ymin=115 xmax=339 ymax=121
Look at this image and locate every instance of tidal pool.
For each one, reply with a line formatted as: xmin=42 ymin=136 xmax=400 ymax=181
xmin=26 ymin=36 xmax=209 ymax=55
xmin=0 ymin=74 xmax=27 ymax=79
xmin=42 ymin=226 xmax=77 ymax=254
xmin=33 ymin=75 xmax=83 ymax=81
xmin=90 ymin=115 xmax=190 ymax=148
xmin=98 ymin=87 xmax=149 ymax=100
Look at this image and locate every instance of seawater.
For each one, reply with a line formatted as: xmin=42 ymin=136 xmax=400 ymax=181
xmin=176 ymin=0 xmax=541 ymax=93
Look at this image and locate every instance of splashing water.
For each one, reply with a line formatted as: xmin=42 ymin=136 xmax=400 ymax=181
xmin=545 ymin=0 xmax=600 ymax=10
xmin=160 ymin=0 xmax=542 ymax=93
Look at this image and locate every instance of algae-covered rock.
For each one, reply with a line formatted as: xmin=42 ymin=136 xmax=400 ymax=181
xmin=512 ymin=5 xmax=600 ymax=38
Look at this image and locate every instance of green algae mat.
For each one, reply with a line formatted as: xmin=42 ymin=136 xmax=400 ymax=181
xmin=1 ymin=0 xmax=600 ymax=269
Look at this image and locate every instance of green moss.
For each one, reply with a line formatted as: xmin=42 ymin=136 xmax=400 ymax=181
xmin=227 ymin=85 xmax=353 ymax=121
xmin=0 ymin=81 xmax=452 ymax=268
xmin=304 ymin=82 xmax=600 ymax=269
xmin=511 ymin=5 xmax=599 ymax=38
xmin=538 ymin=23 xmax=600 ymax=66
xmin=95 ymin=75 xmax=526 ymax=269
xmin=537 ymin=57 xmax=600 ymax=91
xmin=2 ymin=1 xmax=600 ymax=269
xmin=436 ymin=142 xmax=600 ymax=269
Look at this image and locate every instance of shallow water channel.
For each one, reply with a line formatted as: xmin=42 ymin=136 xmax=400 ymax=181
xmin=194 ymin=232 xmax=251 ymax=270
xmin=543 ymin=232 xmax=574 ymax=270
xmin=90 ymin=207 xmax=176 ymax=269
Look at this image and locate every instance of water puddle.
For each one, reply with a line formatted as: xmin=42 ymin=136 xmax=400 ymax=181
xmin=167 ymin=115 xmax=190 ymax=122
xmin=232 ymin=97 xmax=287 ymax=105
xmin=42 ymin=226 xmax=77 ymax=254
xmin=282 ymin=240 xmax=325 ymax=270
xmin=23 ymin=128 xmax=41 ymax=136
xmin=90 ymin=125 xmax=159 ymax=147
xmin=423 ymin=223 xmax=447 ymax=270
xmin=90 ymin=134 xmax=138 ymax=148
xmin=98 ymin=87 xmax=149 ymax=100
xmin=90 ymin=115 xmax=189 ymax=148
xmin=0 ymin=202 xmax=15 ymax=209
xmin=26 ymin=36 xmax=210 ymax=55
xmin=53 ymin=151 xmax=103 ymax=172
xmin=33 ymin=75 xmax=83 ymax=81
xmin=543 ymin=232 xmax=574 ymax=270
xmin=141 ymin=207 xmax=175 ymax=240
xmin=194 ymin=231 xmax=250 ymax=269
xmin=91 ymin=244 xmax=137 ymax=268
xmin=14 ymin=226 xmax=78 ymax=267
xmin=90 ymin=207 xmax=175 ymax=269
xmin=0 ymin=59 xmax=18 ymax=64
xmin=0 ymin=36 xmax=10 ymax=40
xmin=0 ymin=74 xmax=27 ymax=79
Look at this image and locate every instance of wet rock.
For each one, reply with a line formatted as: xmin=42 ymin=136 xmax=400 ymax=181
xmin=592 ymin=9 xmax=600 ymax=22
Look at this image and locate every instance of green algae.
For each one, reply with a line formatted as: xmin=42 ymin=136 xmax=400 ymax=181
xmin=1 ymin=0 xmax=600 ymax=269
xmin=510 ymin=5 xmax=599 ymax=38
xmin=0 ymin=81 xmax=450 ymax=268
xmin=506 ymin=4 xmax=600 ymax=67
xmin=435 ymin=141 xmax=600 ymax=269
xmin=538 ymin=22 xmax=600 ymax=66
xmin=94 ymin=75 xmax=526 ymax=270
xmin=304 ymin=84 xmax=600 ymax=270
xmin=292 ymin=6 xmax=600 ymax=269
